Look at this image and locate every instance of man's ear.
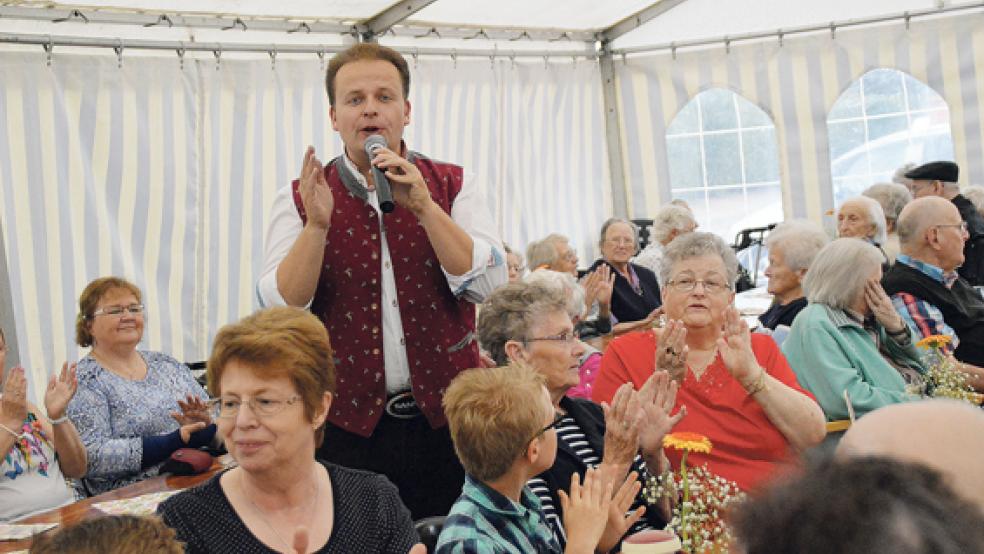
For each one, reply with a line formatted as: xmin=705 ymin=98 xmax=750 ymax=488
xmin=524 ymin=437 xmax=540 ymax=464
xmin=504 ymin=340 xmax=527 ymax=363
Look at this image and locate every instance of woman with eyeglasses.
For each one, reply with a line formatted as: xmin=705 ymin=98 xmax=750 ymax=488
xmin=588 ymin=218 xmax=663 ymax=333
xmin=67 ymin=277 xmax=214 ymax=495
xmin=478 ymin=282 xmax=680 ymax=550
xmin=592 ymin=232 xmax=825 ymax=492
xmin=158 ymin=307 xmax=424 ymax=554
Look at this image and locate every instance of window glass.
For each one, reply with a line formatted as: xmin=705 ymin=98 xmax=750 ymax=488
xmin=828 ymin=68 xmax=955 ymax=205
xmin=665 ymin=88 xmax=783 ymax=241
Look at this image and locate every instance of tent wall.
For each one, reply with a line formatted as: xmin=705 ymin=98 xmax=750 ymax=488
xmin=615 ymin=12 xmax=984 ymax=226
xmin=0 ymin=53 xmax=609 ymax=405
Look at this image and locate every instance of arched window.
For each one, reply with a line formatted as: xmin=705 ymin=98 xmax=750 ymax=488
xmin=665 ymin=88 xmax=783 ymax=242
xmin=828 ymin=68 xmax=954 ymax=204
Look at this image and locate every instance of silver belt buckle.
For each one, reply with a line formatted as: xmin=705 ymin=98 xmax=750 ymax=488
xmin=385 ymin=391 xmax=420 ymax=419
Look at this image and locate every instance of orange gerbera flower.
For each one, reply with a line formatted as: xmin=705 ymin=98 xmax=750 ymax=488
xmin=916 ymin=335 xmax=952 ymax=350
xmin=663 ymin=432 xmax=713 ymax=453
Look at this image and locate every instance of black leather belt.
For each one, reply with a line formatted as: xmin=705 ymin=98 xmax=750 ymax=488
xmin=385 ymin=391 xmax=421 ymax=419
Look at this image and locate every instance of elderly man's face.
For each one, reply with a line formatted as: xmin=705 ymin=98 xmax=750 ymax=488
xmin=548 ymin=241 xmax=578 ymax=276
xmin=837 ymin=201 xmax=876 ymax=241
xmin=908 ymin=179 xmax=939 ymax=199
xmin=930 ymin=204 xmax=969 ymax=271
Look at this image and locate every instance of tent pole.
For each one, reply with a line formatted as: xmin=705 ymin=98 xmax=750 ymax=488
xmin=598 ymin=46 xmax=628 ymax=219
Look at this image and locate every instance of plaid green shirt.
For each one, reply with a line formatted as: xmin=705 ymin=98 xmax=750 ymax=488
xmin=435 ymin=475 xmax=562 ymax=554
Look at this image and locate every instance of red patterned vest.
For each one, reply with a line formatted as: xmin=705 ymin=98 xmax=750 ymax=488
xmin=291 ymin=152 xmax=480 ymax=437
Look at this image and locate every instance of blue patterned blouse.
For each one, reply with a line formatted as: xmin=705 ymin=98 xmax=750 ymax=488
xmin=66 ymin=351 xmax=208 ymax=495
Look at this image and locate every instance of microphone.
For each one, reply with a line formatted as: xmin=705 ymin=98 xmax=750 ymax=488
xmin=363 ymin=134 xmax=395 ymax=214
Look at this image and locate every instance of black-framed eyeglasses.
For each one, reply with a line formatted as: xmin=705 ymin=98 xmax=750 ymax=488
xmin=525 ymin=330 xmax=579 ymax=345
xmin=529 ymin=412 xmax=566 ymax=443
xmin=91 ymin=303 xmax=145 ymax=317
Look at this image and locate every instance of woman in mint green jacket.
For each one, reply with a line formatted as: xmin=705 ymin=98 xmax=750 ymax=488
xmin=782 ymin=238 xmax=924 ymax=421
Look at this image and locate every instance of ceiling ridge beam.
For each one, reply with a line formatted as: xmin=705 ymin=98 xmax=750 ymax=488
xmin=360 ymin=0 xmax=440 ymax=41
xmin=600 ymin=0 xmax=690 ymax=43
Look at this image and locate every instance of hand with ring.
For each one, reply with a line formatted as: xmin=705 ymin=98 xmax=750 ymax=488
xmin=655 ymin=319 xmax=688 ymax=382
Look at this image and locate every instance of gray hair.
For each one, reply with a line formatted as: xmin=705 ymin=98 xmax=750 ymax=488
xmin=839 ymin=196 xmax=888 ymax=245
xmin=477 ymin=282 xmax=569 ymax=365
xmin=892 ymin=163 xmax=917 ymax=187
xmin=525 ymin=234 xmax=568 ymax=271
xmin=597 ymin=218 xmax=638 ymax=252
xmin=523 ymin=269 xmax=585 ymax=320
xmin=659 ymin=232 xmax=739 ymax=288
xmin=803 ymin=238 xmax=883 ymax=310
xmin=963 ymin=185 xmax=984 ymax=217
xmin=764 ymin=220 xmax=830 ymax=272
xmin=863 ymin=182 xmax=912 ymax=225
xmin=652 ymin=205 xmax=697 ymax=245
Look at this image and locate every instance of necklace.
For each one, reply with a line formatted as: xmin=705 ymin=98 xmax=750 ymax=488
xmin=240 ymin=468 xmax=321 ymax=553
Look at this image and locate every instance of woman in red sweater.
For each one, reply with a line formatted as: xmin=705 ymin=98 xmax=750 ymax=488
xmin=592 ymin=232 xmax=825 ymax=491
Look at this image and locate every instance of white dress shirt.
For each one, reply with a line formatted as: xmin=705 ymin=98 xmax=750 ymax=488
xmin=256 ymin=153 xmax=506 ymax=393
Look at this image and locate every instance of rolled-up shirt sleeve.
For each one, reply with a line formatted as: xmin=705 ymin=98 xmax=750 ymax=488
xmin=443 ymin=173 xmax=507 ymax=303
xmin=256 ymin=185 xmax=312 ymax=309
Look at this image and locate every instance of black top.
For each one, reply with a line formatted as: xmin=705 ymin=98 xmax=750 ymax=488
xmin=882 ymin=262 xmax=984 ymax=367
xmin=531 ymin=397 xmax=665 ymax=548
xmin=758 ymin=297 xmax=808 ymax=330
xmin=952 ymin=194 xmax=984 ymax=286
xmin=158 ymin=461 xmax=418 ymax=554
xmin=589 ymin=260 xmax=662 ymax=323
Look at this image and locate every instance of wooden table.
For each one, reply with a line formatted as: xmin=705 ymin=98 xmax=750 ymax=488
xmin=0 ymin=458 xmax=226 ymax=553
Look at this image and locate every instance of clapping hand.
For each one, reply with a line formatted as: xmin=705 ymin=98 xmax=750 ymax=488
xmin=44 ymin=362 xmax=78 ymax=421
xmin=601 ymin=383 xmax=642 ymax=471
xmin=171 ymin=394 xmax=212 ymax=427
xmin=559 ymin=468 xmax=613 ymax=553
xmin=598 ymin=472 xmax=647 ymax=554
xmin=1 ymin=366 xmax=28 ymax=426
xmin=864 ymin=278 xmax=905 ymax=334
xmin=637 ymin=371 xmax=686 ymax=458
xmin=717 ymin=307 xmax=760 ymax=386
xmin=655 ymin=319 xmax=688 ymax=382
xmin=298 ymin=146 xmax=333 ymax=231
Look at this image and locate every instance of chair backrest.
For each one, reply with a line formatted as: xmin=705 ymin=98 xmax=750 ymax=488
xmin=414 ymin=516 xmax=446 ymax=553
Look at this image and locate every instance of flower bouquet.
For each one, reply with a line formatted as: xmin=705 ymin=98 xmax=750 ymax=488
xmin=643 ymin=432 xmax=745 ymax=553
xmin=912 ymin=335 xmax=982 ymax=405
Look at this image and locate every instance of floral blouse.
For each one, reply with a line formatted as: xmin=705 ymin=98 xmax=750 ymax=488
xmin=0 ymin=411 xmax=74 ymax=521
xmin=67 ymin=350 xmax=208 ymax=496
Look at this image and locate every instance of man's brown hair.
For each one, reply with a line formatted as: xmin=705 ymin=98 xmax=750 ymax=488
xmin=443 ymin=364 xmax=549 ymax=482
xmin=325 ymin=43 xmax=411 ymax=106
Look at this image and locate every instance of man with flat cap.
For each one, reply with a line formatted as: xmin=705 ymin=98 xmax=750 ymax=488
xmin=904 ymin=160 xmax=984 ymax=285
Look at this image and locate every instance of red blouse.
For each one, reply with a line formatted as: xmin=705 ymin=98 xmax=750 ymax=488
xmin=592 ymin=330 xmax=814 ymax=491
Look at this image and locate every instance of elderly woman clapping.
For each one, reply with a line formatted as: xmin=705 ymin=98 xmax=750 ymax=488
xmin=67 ymin=277 xmax=214 ymax=495
xmin=478 ymin=282 xmax=679 ymax=550
xmin=159 ymin=307 xmax=423 ymax=553
xmin=589 ymin=218 xmax=662 ymax=330
xmin=782 ymin=238 xmax=925 ymax=421
xmin=593 ymin=232 xmax=825 ymax=491
xmin=759 ymin=221 xmax=829 ymax=330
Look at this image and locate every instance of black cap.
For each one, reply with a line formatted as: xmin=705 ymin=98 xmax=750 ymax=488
xmin=904 ymin=161 xmax=959 ymax=182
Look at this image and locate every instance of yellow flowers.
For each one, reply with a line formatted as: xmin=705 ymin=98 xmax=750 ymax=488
xmin=663 ymin=432 xmax=713 ymax=454
xmin=916 ymin=335 xmax=952 ymax=350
